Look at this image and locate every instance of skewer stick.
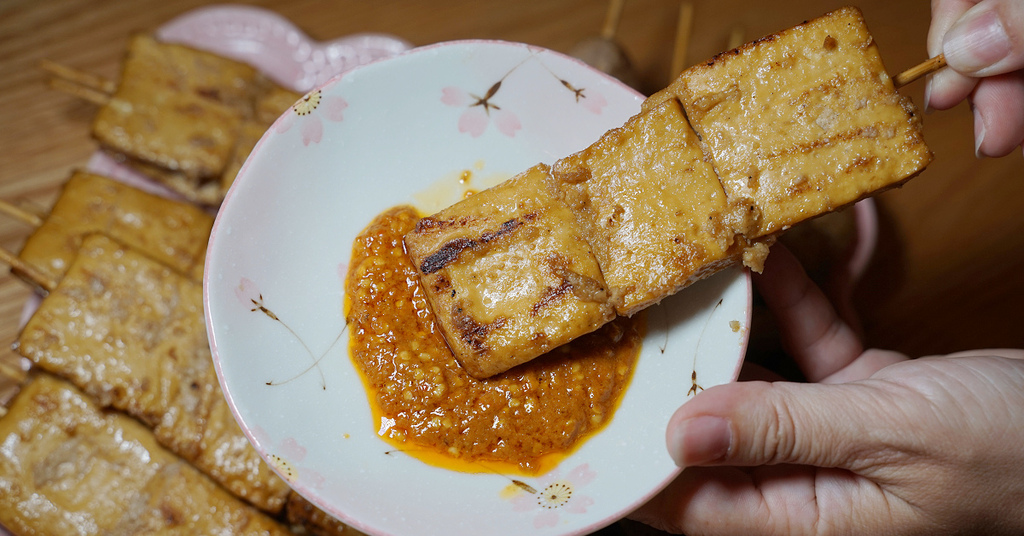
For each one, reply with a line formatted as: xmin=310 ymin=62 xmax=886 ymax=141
xmin=601 ymin=0 xmax=627 ymax=40
xmin=670 ymin=1 xmax=695 ymax=77
xmin=39 ymin=59 xmax=116 ymax=94
xmin=893 ymin=54 xmax=947 ymax=88
xmin=727 ymin=25 xmax=745 ymax=50
xmin=0 ymin=246 xmax=57 ymax=293
xmin=0 ymin=199 xmax=44 ymax=227
xmin=48 ymin=77 xmax=111 ymax=106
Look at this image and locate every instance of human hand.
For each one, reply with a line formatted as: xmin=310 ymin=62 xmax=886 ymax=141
xmin=926 ymin=0 xmax=1024 ymax=157
xmin=631 ymin=245 xmax=1024 ymax=535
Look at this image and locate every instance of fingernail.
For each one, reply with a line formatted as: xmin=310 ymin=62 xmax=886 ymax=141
xmin=667 ymin=416 xmax=732 ymax=467
xmin=923 ymin=77 xmax=933 ymax=114
xmin=973 ymin=103 xmax=987 ymax=158
xmin=944 ymin=8 xmax=1011 ymax=74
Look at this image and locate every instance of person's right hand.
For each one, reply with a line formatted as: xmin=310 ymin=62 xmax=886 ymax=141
xmin=927 ymin=0 xmax=1024 ymax=157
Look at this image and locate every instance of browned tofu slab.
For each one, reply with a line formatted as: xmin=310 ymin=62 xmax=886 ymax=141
xmin=0 ymin=374 xmax=290 ymax=535
xmin=551 ymin=98 xmax=760 ymax=316
xmin=648 ymin=6 xmax=932 ymax=238
xmin=93 ymin=69 xmax=243 ymax=191
xmin=16 ymin=171 xmax=213 ymax=284
xmin=92 ymin=34 xmax=293 ymax=204
xmin=17 ymin=234 xmax=291 ymax=514
xmin=404 ymin=164 xmax=615 ymax=378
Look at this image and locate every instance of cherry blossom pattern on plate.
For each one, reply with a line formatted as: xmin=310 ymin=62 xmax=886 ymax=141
xmin=275 ymin=89 xmax=349 ymax=145
xmin=442 ymin=50 xmax=610 ymax=138
xmin=251 ymin=426 xmax=328 ymax=489
xmin=235 ymin=276 xmax=347 ymax=389
xmin=505 ymin=463 xmax=597 ymax=528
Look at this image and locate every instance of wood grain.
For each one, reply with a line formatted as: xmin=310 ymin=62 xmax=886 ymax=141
xmin=1 ymin=0 xmax=1021 ymax=463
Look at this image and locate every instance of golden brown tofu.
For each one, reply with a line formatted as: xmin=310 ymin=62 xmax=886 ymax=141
xmin=17 ymin=235 xmax=291 ymax=514
xmin=404 ymin=164 xmax=615 ymax=378
xmin=91 ymin=34 xmax=288 ymax=204
xmin=16 ymin=171 xmax=213 ymax=283
xmin=116 ymin=33 xmax=268 ymax=113
xmin=551 ymin=99 xmax=758 ymax=316
xmin=0 ymin=374 xmax=290 ymax=535
xmin=648 ymin=6 xmax=932 ymax=238
xmin=93 ymin=80 xmax=243 ymax=191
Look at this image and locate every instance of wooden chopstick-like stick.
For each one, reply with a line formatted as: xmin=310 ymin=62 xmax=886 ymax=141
xmin=0 ymin=199 xmax=44 ymax=228
xmin=41 ymin=59 xmax=114 ymax=105
xmin=601 ymin=0 xmax=626 ymax=40
xmin=893 ymin=54 xmax=947 ymax=88
xmin=670 ymin=1 xmax=695 ymax=77
xmin=727 ymin=25 xmax=745 ymax=51
xmin=0 ymin=246 xmax=57 ymax=293
xmin=48 ymin=77 xmax=111 ymax=105
xmin=39 ymin=59 xmax=116 ymax=94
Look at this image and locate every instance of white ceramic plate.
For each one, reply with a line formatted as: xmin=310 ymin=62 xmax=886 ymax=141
xmin=205 ymin=40 xmax=752 ymax=536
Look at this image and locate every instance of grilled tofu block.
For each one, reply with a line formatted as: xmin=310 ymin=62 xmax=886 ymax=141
xmin=17 ymin=234 xmax=291 ymax=514
xmin=551 ymin=98 xmax=761 ymax=316
xmin=0 ymin=374 xmax=290 ymax=535
xmin=16 ymin=171 xmax=213 ymax=284
xmin=647 ymin=6 xmax=932 ymax=238
xmin=92 ymin=34 xmax=297 ymax=204
xmin=404 ymin=164 xmax=615 ymax=379
xmin=93 ymin=73 xmax=243 ymax=196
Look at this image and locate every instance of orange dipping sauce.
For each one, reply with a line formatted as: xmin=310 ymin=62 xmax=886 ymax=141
xmin=345 ymin=206 xmax=643 ymax=474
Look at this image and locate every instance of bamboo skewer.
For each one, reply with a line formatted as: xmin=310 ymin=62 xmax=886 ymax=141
xmin=40 ymin=59 xmax=116 ymax=94
xmin=0 ymin=246 xmax=57 ymax=294
xmin=893 ymin=54 xmax=947 ymax=88
xmin=601 ymin=0 xmax=626 ymax=40
xmin=727 ymin=25 xmax=745 ymax=51
xmin=42 ymin=60 xmax=114 ymax=105
xmin=670 ymin=1 xmax=695 ymax=77
xmin=0 ymin=199 xmax=43 ymax=227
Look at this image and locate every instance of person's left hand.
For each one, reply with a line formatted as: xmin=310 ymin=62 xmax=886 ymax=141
xmin=630 ymin=245 xmax=1024 ymax=535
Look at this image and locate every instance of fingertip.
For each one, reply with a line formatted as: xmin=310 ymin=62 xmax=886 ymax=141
xmin=925 ymin=68 xmax=979 ymax=110
xmin=667 ymin=415 xmax=732 ymax=468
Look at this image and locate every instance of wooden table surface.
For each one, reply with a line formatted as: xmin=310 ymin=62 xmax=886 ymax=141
xmin=0 ymin=0 xmax=1021 ymax=528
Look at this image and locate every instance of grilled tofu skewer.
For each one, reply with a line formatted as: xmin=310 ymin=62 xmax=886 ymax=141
xmin=7 ymin=235 xmax=293 ymax=514
xmin=406 ymin=6 xmax=938 ymax=379
xmin=0 ymin=374 xmax=293 ymax=535
xmin=9 ymin=171 xmax=214 ymax=284
xmin=44 ymin=36 xmax=302 ymax=204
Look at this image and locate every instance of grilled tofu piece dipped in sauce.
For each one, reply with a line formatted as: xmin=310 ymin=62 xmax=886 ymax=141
xmin=404 ymin=164 xmax=615 ymax=379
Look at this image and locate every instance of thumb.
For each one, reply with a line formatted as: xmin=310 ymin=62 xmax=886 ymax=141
xmin=667 ymin=380 xmax=889 ymax=470
xmin=943 ymin=0 xmax=1024 ymax=77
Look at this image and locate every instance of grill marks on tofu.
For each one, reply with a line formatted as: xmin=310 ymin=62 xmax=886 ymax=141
xmin=650 ymin=6 xmax=932 ymax=238
xmin=417 ymin=213 xmax=537 ymax=275
xmin=404 ymin=165 xmax=615 ymax=379
xmin=404 ymin=6 xmax=931 ymax=378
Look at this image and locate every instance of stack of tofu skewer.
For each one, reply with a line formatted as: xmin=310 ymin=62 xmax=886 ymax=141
xmin=0 ymin=172 xmax=361 ymax=535
xmin=2 ymin=26 xmax=365 ymax=535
